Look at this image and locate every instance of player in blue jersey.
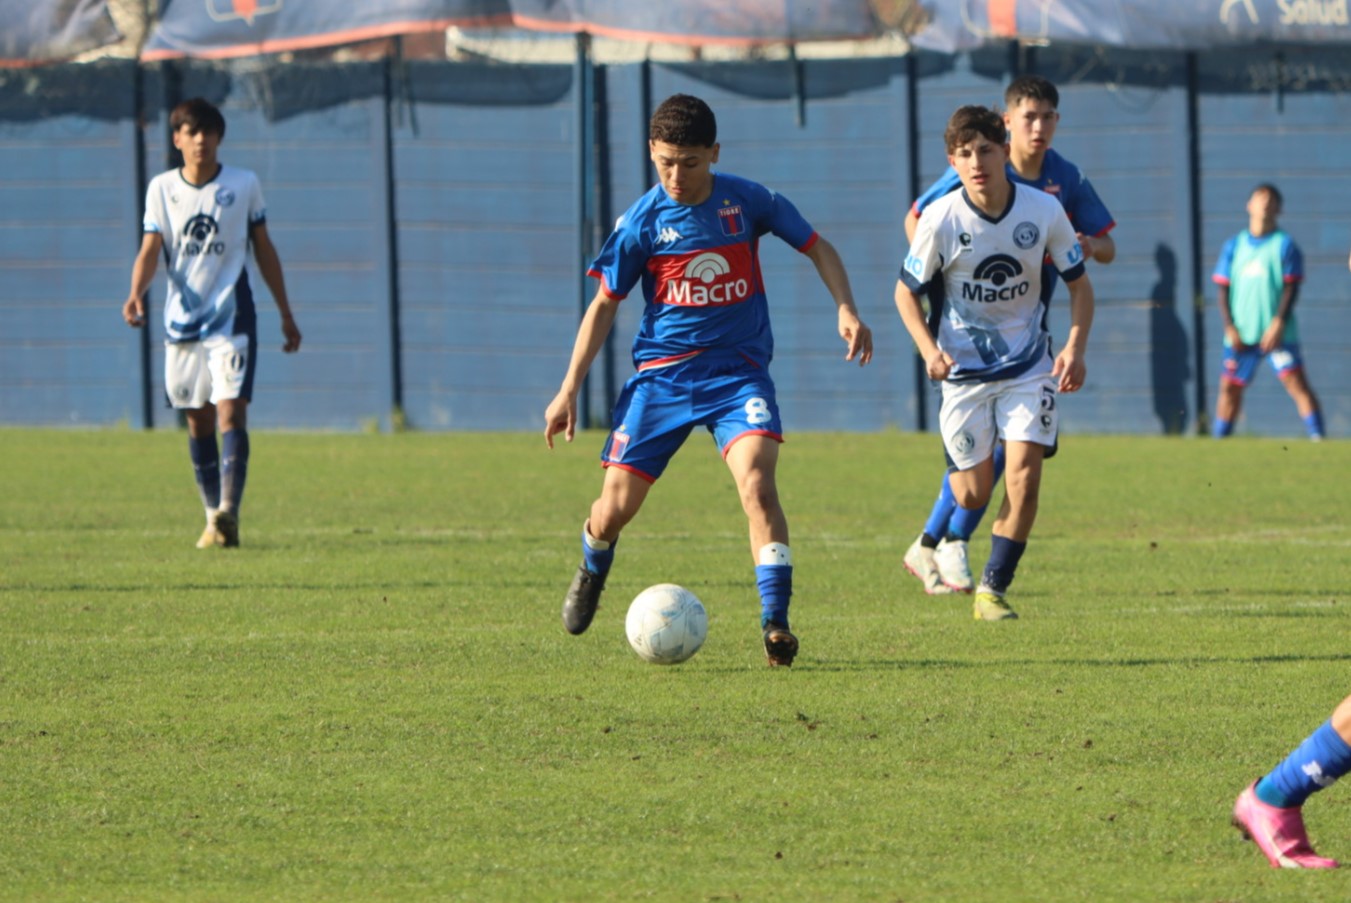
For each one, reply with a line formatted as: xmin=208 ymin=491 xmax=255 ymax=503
xmin=122 ymin=98 xmax=301 ymax=548
xmin=901 ymin=75 xmax=1116 ymax=595
xmin=894 ymin=105 xmax=1094 ymax=621
xmin=544 ymin=94 xmax=873 ymax=666
xmin=1232 ymin=692 xmax=1351 ymax=868
xmin=1211 ymin=183 xmax=1324 ymax=440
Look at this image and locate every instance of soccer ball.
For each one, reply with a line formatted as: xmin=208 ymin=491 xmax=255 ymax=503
xmin=625 ymin=584 xmax=708 ymax=665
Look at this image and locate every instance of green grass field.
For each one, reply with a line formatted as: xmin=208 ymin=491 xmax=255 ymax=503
xmin=2 ymin=428 xmax=1348 ymax=902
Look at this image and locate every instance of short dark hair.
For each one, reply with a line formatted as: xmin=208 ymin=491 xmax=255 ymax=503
xmin=169 ymin=97 xmax=226 ymax=139
xmin=944 ymin=105 xmax=1006 ymax=154
xmin=1252 ymin=182 xmax=1283 ymax=209
xmin=1004 ymin=74 xmax=1059 ymax=110
xmin=649 ymin=94 xmax=717 ymax=147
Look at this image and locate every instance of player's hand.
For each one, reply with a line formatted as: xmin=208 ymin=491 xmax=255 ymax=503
xmin=1258 ymin=318 xmax=1283 ymax=354
xmin=924 ymin=349 xmax=953 ymax=382
xmin=544 ymin=392 xmax=577 ymax=449
xmin=1076 ymin=232 xmax=1094 ymax=261
xmin=1052 ymin=347 xmax=1087 ymax=393
xmin=122 ymin=296 xmax=145 ymax=327
xmin=1223 ymin=325 xmax=1246 ymax=352
xmin=280 ymin=315 xmax=302 ymax=353
xmin=839 ymin=311 xmax=873 ymax=366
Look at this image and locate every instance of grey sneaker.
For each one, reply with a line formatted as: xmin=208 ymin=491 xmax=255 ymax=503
xmin=903 ymin=535 xmax=952 ymax=595
xmin=562 ymin=565 xmax=605 ymax=635
xmin=935 ymin=538 xmax=975 ymax=592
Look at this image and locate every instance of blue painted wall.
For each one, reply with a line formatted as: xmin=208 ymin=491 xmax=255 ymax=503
xmin=1 ymin=48 xmax=1347 ymax=437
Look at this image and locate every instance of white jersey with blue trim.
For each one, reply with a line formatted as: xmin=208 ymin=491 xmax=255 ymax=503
xmin=901 ymin=183 xmax=1085 ymax=383
xmin=143 ymin=164 xmax=265 ymax=343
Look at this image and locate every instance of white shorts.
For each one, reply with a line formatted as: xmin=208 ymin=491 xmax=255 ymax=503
xmin=939 ymin=369 xmax=1059 ymax=470
xmin=164 ymin=334 xmax=253 ymax=409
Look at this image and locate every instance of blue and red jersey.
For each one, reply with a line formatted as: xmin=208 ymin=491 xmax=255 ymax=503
xmin=588 ymin=172 xmax=818 ymax=371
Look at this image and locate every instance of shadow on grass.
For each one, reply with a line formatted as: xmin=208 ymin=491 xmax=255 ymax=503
xmin=726 ymin=651 xmax=1351 ymax=674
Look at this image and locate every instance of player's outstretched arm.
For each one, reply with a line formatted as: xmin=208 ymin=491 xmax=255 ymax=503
xmin=1052 ymin=273 xmax=1094 ymax=393
xmin=545 ymin=287 xmax=621 ymax=448
xmin=122 ymin=232 xmax=163 ymax=328
xmin=250 ymin=223 xmax=301 ymax=353
xmin=803 ymin=237 xmax=872 ymax=365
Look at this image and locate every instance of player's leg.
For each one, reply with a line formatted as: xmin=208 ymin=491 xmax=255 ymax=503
xmin=915 ymin=381 xmax=996 ymax=595
xmin=712 ymin=369 xmax=796 ymax=666
xmin=184 ymin=404 xmax=222 ymax=548
xmin=1233 ymin=693 xmax=1351 ymax=869
xmin=206 ymin=333 xmax=256 ymax=548
xmin=904 ymin=468 xmax=958 ymax=595
xmin=934 ymin=442 xmax=1007 ymax=592
xmin=213 ymin=398 xmax=247 ymax=548
xmin=166 ymin=339 xmax=221 ymax=547
xmin=1271 ymin=348 xmax=1324 ymax=439
xmin=971 ymin=374 xmax=1056 ymax=621
xmin=1213 ymin=346 xmax=1256 ymax=438
xmin=562 ymin=373 xmax=686 ymax=636
xmin=972 ymin=440 xmax=1043 ymax=621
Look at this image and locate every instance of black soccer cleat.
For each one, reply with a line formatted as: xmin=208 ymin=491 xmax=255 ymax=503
xmin=562 ymin=565 xmax=606 ymax=635
xmin=762 ymin=622 xmax=799 ymax=667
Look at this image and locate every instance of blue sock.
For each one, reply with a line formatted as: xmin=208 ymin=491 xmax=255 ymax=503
xmin=581 ymin=526 xmax=615 ymax=578
xmin=756 ymin=564 xmax=793 ymax=629
xmin=948 ymin=444 xmax=1005 ymax=541
xmin=980 ymin=535 xmax=1027 ymax=594
xmin=188 ymin=435 xmax=221 ymax=514
xmin=1213 ymin=417 xmax=1234 ymax=438
xmin=922 ymin=472 xmax=958 ymax=542
xmin=1303 ymin=410 xmax=1325 ymax=439
xmin=220 ymin=429 xmax=249 ymax=513
xmin=1256 ymin=720 xmax=1351 ymax=808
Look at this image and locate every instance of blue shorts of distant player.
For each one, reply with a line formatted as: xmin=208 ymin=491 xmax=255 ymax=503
xmin=600 ymin=350 xmax=783 ymax=482
xmin=1221 ymin=342 xmax=1305 ymax=387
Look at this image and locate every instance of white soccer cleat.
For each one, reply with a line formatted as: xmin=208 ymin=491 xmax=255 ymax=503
xmin=935 ymin=538 xmax=975 ymax=592
xmin=903 ymin=536 xmax=952 ymax=595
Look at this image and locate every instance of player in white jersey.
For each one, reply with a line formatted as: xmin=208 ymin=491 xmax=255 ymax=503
xmin=895 ymin=105 xmax=1094 ymax=621
xmin=122 ymin=98 xmax=301 ymax=549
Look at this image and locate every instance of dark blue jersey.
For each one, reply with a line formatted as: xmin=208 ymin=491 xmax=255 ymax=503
xmin=588 ymin=172 xmax=818 ymax=371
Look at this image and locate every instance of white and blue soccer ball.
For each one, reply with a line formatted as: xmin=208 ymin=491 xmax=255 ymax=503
xmin=625 ymin=584 xmax=708 ymax=665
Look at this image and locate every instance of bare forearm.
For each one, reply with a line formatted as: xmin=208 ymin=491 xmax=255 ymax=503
xmin=1066 ymin=278 xmax=1094 ymax=354
xmin=806 ymin=238 xmax=860 ymax=315
xmin=253 ymin=242 xmax=294 ymax=318
xmin=558 ymin=296 xmax=619 ymax=395
xmin=894 ymin=282 xmax=938 ymax=358
xmin=127 ymin=251 xmax=158 ymax=300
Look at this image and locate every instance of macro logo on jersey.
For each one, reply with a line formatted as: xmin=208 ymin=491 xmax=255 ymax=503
xmin=206 ymin=0 xmax=282 ymax=26
xmin=963 ymin=254 xmax=1029 ymax=303
xmin=183 ymin=214 xmax=226 ymax=256
xmin=651 ymin=245 xmax=755 ymax=307
xmin=718 ymin=204 xmax=745 ymax=237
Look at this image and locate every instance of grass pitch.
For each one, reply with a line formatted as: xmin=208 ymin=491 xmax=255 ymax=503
xmin=1 ymin=428 xmax=1348 ymax=902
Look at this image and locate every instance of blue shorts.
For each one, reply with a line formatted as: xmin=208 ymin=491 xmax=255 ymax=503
xmin=600 ymin=352 xmax=783 ymax=483
xmin=1221 ymin=343 xmax=1304 ymax=387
